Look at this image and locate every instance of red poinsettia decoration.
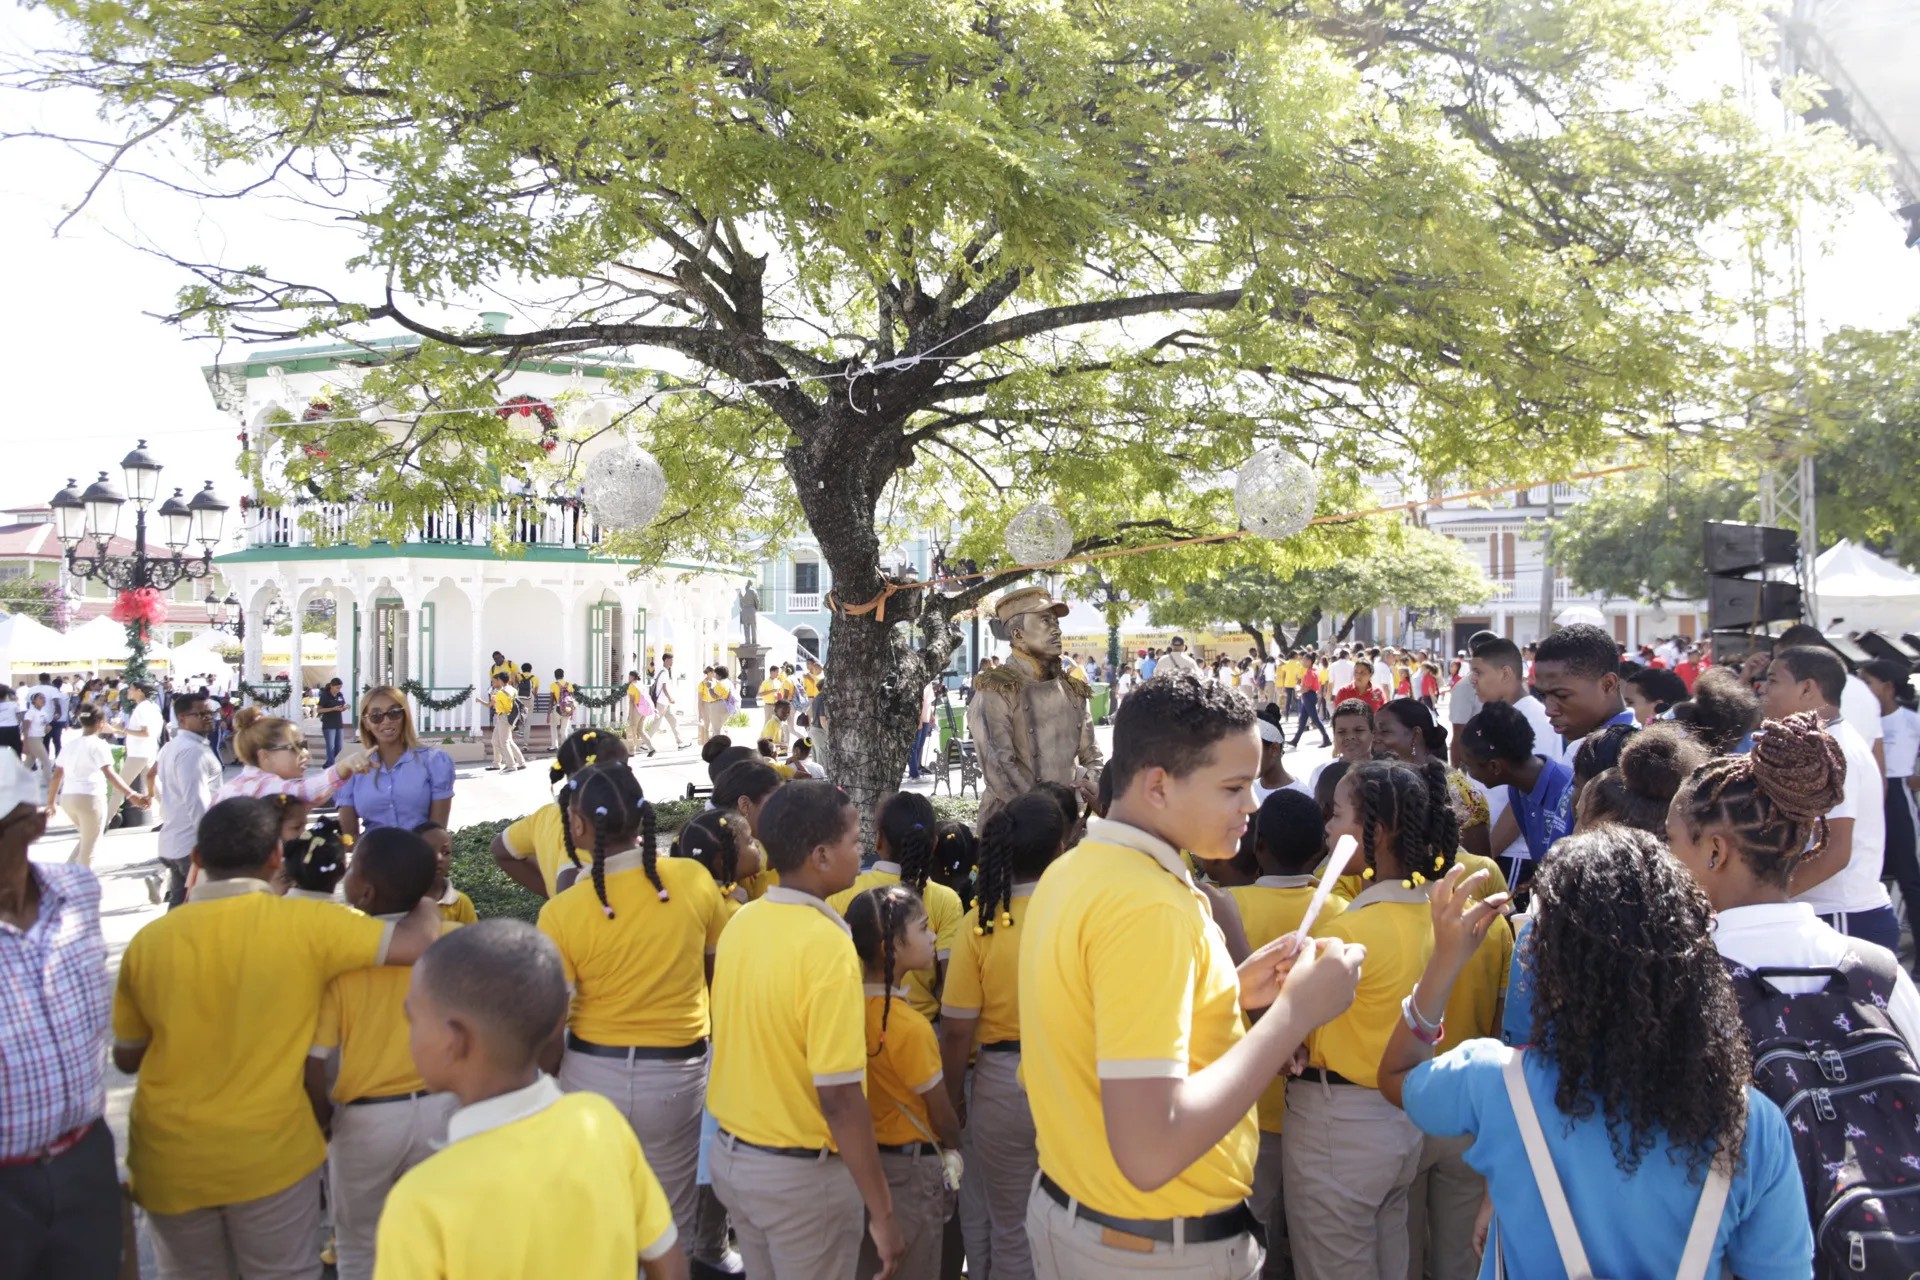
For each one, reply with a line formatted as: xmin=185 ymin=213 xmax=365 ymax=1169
xmin=301 ymin=443 xmax=331 ymax=458
xmin=540 ymin=438 xmax=558 ymax=454
xmin=302 ymin=399 xmax=334 ymax=422
xmin=112 ymin=588 xmax=169 ymax=644
xmin=497 ymin=394 xmax=559 ymax=435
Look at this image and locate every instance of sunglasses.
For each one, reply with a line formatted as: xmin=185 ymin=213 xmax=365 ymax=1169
xmin=364 ymin=708 xmax=407 ymax=723
xmin=258 ymin=742 xmax=306 ymax=754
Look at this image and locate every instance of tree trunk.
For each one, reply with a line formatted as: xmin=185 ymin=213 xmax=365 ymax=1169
xmin=1273 ymin=607 xmax=1323 ymax=651
xmin=1237 ymin=621 xmax=1269 ymax=662
xmin=1335 ymin=609 xmax=1363 ymax=642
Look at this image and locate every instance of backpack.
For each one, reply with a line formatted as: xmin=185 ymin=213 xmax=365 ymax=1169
xmin=556 ymin=686 xmax=576 ymax=717
xmin=1725 ymin=947 xmax=1920 ymax=1277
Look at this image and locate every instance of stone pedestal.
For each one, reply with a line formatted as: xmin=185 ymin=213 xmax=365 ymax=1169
xmin=734 ymin=643 xmax=767 ymax=709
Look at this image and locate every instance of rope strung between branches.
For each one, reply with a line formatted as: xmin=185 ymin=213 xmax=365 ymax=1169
xmin=827 ymin=464 xmax=1646 ymax=623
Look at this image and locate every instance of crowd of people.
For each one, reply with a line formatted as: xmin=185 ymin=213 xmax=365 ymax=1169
xmin=5 ymin=616 xmax=1920 ymax=1280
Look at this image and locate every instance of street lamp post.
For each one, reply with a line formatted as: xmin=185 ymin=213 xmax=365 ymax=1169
xmin=206 ymin=592 xmax=246 ymax=644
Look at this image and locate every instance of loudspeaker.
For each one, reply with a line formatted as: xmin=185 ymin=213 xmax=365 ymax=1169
xmin=1858 ymin=631 xmax=1920 ymax=666
xmin=1707 ymin=578 xmax=1803 ymax=627
xmin=1708 ymin=629 xmax=1769 ymax=663
xmin=1703 ymin=522 xmax=1800 ymax=575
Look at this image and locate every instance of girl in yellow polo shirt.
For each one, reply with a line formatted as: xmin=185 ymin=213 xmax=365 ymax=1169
xmin=711 ymin=758 xmax=784 ymax=900
xmin=847 ymin=883 xmax=962 ymax=1280
xmin=826 ymin=791 xmax=964 ymax=1020
xmin=491 ymin=729 xmax=628 ymax=898
xmin=536 ymin=761 xmax=727 ymax=1253
xmin=937 ymin=792 xmax=1068 ymax=1280
xmin=669 ymin=808 xmax=759 ymax=928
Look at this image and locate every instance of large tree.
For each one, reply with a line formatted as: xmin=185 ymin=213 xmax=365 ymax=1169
xmin=1549 ymin=468 xmax=1755 ymax=603
xmin=9 ymin=0 xmax=1857 ymax=811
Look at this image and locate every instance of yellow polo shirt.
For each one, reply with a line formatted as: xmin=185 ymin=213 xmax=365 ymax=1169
xmin=1440 ymin=915 xmax=1515 ymax=1053
xmin=1020 ymin=818 xmax=1256 ymax=1219
xmin=709 ymin=888 xmax=867 ymax=1151
xmin=374 ymin=1082 xmax=676 ymax=1280
xmin=1335 ymin=850 xmax=1509 ymax=911
xmin=939 ymin=885 xmax=1037 ymax=1046
xmin=501 ymin=803 xmax=573 ymax=898
xmin=112 ymin=880 xmax=392 ymax=1214
xmin=489 ymin=661 xmax=517 ymax=683
xmin=1306 ymin=882 xmax=1432 ymax=1088
xmin=701 ymin=680 xmax=731 ymax=705
xmin=827 ymin=863 xmax=964 ymax=1020
xmin=539 ymin=854 xmax=726 ymax=1047
xmin=490 ymin=687 xmax=515 ymax=715
xmin=1281 ymin=659 xmax=1303 ymax=689
xmin=314 ymin=917 xmax=460 ymax=1102
xmin=802 ymin=673 xmax=820 ymax=697
xmin=864 ymin=987 xmax=945 ymax=1145
xmin=1226 ymin=877 xmax=1348 ymax=1133
xmin=438 ymin=888 xmax=478 ymax=926
xmin=550 ymin=680 xmax=574 ymax=703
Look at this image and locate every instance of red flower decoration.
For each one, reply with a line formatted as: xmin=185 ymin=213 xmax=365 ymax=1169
xmin=301 ymin=399 xmax=334 ymax=422
xmin=301 ymin=444 xmax=331 ymax=458
xmin=496 ymin=394 xmax=558 ymax=434
xmin=111 ymin=587 xmax=169 ymax=628
xmin=540 ymin=438 xmax=558 ymax=454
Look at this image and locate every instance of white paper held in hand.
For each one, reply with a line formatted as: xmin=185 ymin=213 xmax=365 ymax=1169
xmin=1289 ymin=834 xmax=1357 ymax=948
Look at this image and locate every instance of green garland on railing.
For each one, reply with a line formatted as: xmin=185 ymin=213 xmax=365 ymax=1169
xmin=567 ymin=684 xmax=631 ymax=710
xmin=237 ymin=680 xmax=293 ymax=708
xmin=399 ymin=680 xmax=476 ymax=711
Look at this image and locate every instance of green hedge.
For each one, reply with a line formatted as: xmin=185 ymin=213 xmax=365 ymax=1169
xmin=449 ymin=799 xmax=715 ymax=922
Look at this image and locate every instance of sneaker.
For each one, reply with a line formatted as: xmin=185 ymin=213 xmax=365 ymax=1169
xmin=144 ymin=874 xmax=163 ymax=905
xmin=485 ymin=765 xmax=501 ymax=771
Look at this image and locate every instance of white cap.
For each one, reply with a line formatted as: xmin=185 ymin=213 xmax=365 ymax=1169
xmin=0 ymin=751 xmax=42 ymax=821
xmin=1257 ymin=717 xmax=1288 ymax=745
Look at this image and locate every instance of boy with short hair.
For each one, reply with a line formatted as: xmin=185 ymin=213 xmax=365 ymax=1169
xmin=112 ymin=797 xmax=443 ymax=1278
xmin=413 ymin=820 xmax=477 ymax=924
xmin=1467 ymin=638 xmax=1559 ymax=761
xmin=477 ymin=674 xmax=526 ymax=773
xmin=307 ymin=827 xmax=459 ymax=1280
xmin=375 ymin=920 xmax=688 ymax=1279
xmin=1529 ymin=624 xmax=1634 ymax=769
xmin=1018 ymin=675 xmax=1366 ymax=1279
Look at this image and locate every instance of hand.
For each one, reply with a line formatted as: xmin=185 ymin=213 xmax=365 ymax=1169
xmin=1473 ymin=1190 xmax=1494 ymax=1258
xmin=129 ymin=794 xmax=153 ymax=809
xmin=1236 ymin=932 xmax=1305 ymax=1010
xmin=867 ymin=1211 xmax=905 ymax=1280
xmin=1285 ymin=1043 xmax=1311 ymax=1077
xmin=333 ymin=747 xmax=374 ymax=776
xmin=1428 ymin=865 xmax=1510 ymax=970
xmin=1275 ymin=935 xmax=1365 ymax=1031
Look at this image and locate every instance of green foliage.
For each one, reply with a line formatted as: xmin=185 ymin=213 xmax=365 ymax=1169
xmin=449 ymin=800 xmax=711 ymax=922
xmin=1812 ymin=320 xmax=1920 ymax=567
xmin=0 ymin=577 xmax=67 ymax=629
xmin=1551 ymin=470 xmax=1754 ymax=603
xmin=930 ymin=796 xmax=980 ymax=829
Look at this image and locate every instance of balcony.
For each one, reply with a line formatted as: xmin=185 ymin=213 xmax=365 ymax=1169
xmin=244 ymin=500 xmax=606 ymax=552
xmin=1458 ymin=576 xmax=1608 ymax=612
xmin=788 ymin=592 xmax=821 ymax=614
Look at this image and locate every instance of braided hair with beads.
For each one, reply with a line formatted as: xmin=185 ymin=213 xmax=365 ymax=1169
xmin=1346 ymin=759 xmax=1450 ymax=887
xmin=846 ymin=883 xmax=923 ymax=1052
xmin=671 ymin=808 xmax=742 ymax=890
xmin=568 ymin=762 xmax=660 ymax=919
xmin=1673 ymin=710 xmax=1846 ymax=888
xmin=974 ymin=793 xmax=1069 ymax=937
xmin=877 ymin=790 xmax=939 ymax=895
xmin=552 ymin=727 xmax=631 ymax=871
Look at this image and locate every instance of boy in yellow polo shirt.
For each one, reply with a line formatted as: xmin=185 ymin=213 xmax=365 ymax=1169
xmin=375 ymin=919 xmax=687 ymax=1280
xmin=112 ymin=797 xmax=445 ymax=1278
xmin=1018 ymin=675 xmax=1366 ymax=1279
xmin=707 ymin=780 xmax=904 ymax=1279
xmin=306 ymin=826 xmax=458 ymax=1280
xmin=478 ymin=673 xmax=526 ymax=772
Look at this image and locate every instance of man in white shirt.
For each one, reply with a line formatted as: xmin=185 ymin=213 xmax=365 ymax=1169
xmin=1369 ymin=649 xmax=1395 ymax=698
xmin=1467 ymin=638 xmax=1562 ymax=762
xmin=1157 ymin=635 xmax=1200 ymax=677
xmin=151 ymin=691 xmax=224 ymax=907
xmin=1776 ymin=624 xmax=1887 ymax=780
xmin=1764 ymin=645 xmax=1894 ymax=950
xmin=1328 ymin=649 xmax=1355 ymax=693
xmin=118 ymin=683 xmax=164 ymax=798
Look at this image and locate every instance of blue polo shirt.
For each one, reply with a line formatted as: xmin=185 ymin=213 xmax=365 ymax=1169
xmin=1510 ymin=757 xmax=1575 ymax=862
xmin=1404 ymin=1039 xmax=1812 ymax=1280
xmin=333 ymin=746 xmax=456 ymax=831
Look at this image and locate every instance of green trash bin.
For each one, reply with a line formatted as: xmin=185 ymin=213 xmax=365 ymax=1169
xmin=1090 ymin=681 xmax=1110 ymax=723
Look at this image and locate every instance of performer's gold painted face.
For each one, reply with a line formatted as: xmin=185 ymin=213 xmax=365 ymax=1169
xmin=1010 ymin=612 xmax=1063 ymax=659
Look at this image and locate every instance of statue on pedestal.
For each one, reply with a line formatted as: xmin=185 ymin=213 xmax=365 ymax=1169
xmin=966 ymin=586 xmax=1103 ymax=829
xmin=738 ymin=584 xmax=759 ymax=648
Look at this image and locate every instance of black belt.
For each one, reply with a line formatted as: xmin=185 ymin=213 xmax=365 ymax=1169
xmin=1038 ymin=1175 xmax=1264 ymax=1247
xmin=878 ymin=1142 xmax=940 ymax=1156
xmin=566 ymin=1032 xmax=708 ymax=1061
xmin=980 ymin=1039 xmax=1022 ymax=1054
xmin=345 ymin=1089 xmax=433 ymax=1107
xmin=719 ymin=1129 xmax=832 ymax=1160
xmin=1295 ymin=1067 xmax=1361 ymax=1087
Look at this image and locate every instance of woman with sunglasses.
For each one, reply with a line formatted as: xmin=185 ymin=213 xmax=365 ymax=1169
xmin=334 ymin=686 xmax=456 ymax=840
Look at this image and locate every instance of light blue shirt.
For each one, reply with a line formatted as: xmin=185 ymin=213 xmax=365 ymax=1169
xmin=1404 ymin=1039 xmax=1812 ymax=1280
xmin=334 ymin=747 xmax=455 ymax=831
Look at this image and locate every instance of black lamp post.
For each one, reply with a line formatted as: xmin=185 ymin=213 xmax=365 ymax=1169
xmin=206 ymin=592 xmax=246 ymax=644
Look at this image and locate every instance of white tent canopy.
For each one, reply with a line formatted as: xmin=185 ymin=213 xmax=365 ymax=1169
xmin=60 ymin=616 xmax=173 ymax=665
xmin=0 ymin=612 xmax=73 ymax=674
xmin=168 ymin=630 xmax=239 ymax=672
xmin=1815 ymin=539 xmax=1920 ymax=634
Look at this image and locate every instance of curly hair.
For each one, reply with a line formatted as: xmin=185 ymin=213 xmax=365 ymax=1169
xmin=1534 ymin=623 xmax=1621 ymax=682
xmin=1576 ymin=723 xmax=1709 ymax=837
xmin=1672 ymin=711 xmax=1846 ymax=888
xmin=1526 ymin=825 xmax=1750 ymax=1177
xmin=1345 ymin=759 xmax=1456 ymax=883
xmin=1109 ymin=674 xmax=1257 ymax=794
xmin=1572 ymin=722 xmax=1637 ymax=785
xmin=1459 ymin=701 xmax=1534 ymax=764
xmin=932 ymin=821 xmax=978 ymax=908
xmin=1669 ymin=667 xmax=1760 ymax=754
xmin=974 ymin=793 xmax=1068 ymax=936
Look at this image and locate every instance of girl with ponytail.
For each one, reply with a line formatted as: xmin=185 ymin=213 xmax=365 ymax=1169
xmin=534 ymin=760 xmax=729 ymax=1251
xmin=670 ymin=808 xmax=760 ymax=927
xmin=490 ymin=726 xmax=629 ymax=898
xmin=827 ymin=791 xmax=965 ymax=1020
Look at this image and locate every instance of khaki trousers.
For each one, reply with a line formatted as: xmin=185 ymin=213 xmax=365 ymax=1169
xmin=1405 ymin=1133 xmax=1483 ymax=1280
xmin=549 ymin=710 xmax=573 ymax=749
xmin=957 ymin=1073 xmax=994 ymax=1278
xmin=626 ymin=705 xmax=654 ymax=752
xmin=1248 ymin=1130 xmax=1293 ymax=1280
xmin=647 ymin=706 xmax=685 ymax=747
xmin=491 ymin=718 xmax=525 ymax=770
xmin=147 ymin=1166 xmax=323 ymax=1280
xmin=1281 ymin=1081 xmax=1423 ymax=1280
xmin=698 ymin=702 xmax=729 ymax=744
xmin=858 ymin=1148 xmax=951 ymax=1280
xmin=326 ymin=1093 xmax=458 ymax=1280
xmin=559 ymin=1047 xmax=706 ymax=1249
xmin=59 ymin=794 xmax=109 ymax=868
xmin=710 ymin=1133 xmax=864 ymax=1280
xmin=1026 ymin=1179 xmax=1263 ymax=1280
xmin=970 ymin=1050 xmax=1039 ymax=1280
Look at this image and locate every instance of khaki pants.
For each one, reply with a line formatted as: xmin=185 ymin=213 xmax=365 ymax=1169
xmin=626 ymin=704 xmax=654 ymax=752
xmin=858 ymin=1148 xmax=951 ymax=1280
xmin=956 ymin=1073 xmax=994 ymax=1278
xmin=698 ymin=702 xmax=729 ymax=744
xmin=1026 ymin=1179 xmax=1263 ymax=1280
xmin=59 ymin=793 xmax=109 ymax=868
xmin=1405 ymin=1133 xmax=1483 ymax=1280
xmin=22 ymin=733 xmax=49 ymax=774
xmin=327 ymin=1093 xmax=458 ymax=1280
xmin=1249 ymin=1130 xmax=1292 ymax=1280
xmin=119 ymin=755 xmax=154 ymax=797
xmin=491 ymin=718 xmax=525 ymax=770
xmin=710 ymin=1133 xmax=864 ymax=1280
xmin=1281 ymin=1081 xmax=1423 ymax=1280
xmin=147 ymin=1166 xmax=323 ymax=1280
xmin=559 ymin=1047 xmax=706 ymax=1249
xmin=647 ymin=705 xmax=685 ymax=747
xmin=971 ymin=1050 xmax=1039 ymax=1280
xmin=549 ymin=710 xmax=573 ymax=750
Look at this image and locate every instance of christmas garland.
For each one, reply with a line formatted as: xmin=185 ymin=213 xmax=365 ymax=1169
xmin=238 ymin=680 xmax=294 ymax=708
xmin=399 ymin=680 xmax=474 ymax=711
xmin=567 ymin=684 xmax=631 ymax=710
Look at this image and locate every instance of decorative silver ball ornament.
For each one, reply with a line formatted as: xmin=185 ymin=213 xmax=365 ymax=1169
xmin=1234 ymin=447 xmax=1318 ymax=541
xmin=1005 ymin=501 xmax=1073 ymax=565
xmin=581 ymin=442 xmax=668 ymax=531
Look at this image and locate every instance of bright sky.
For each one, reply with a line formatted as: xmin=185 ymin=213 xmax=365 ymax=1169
xmin=0 ymin=2 xmax=1916 ymax=522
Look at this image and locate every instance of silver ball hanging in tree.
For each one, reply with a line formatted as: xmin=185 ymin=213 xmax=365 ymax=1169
xmin=1005 ymin=501 xmax=1073 ymax=565
xmin=581 ymin=442 xmax=668 ymax=531
xmin=1234 ymin=447 xmax=1318 ymax=541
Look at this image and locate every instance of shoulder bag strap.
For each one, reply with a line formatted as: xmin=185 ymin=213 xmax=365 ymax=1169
xmin=1502 ymin=1048 xmax=1594 ymax=1280
xmin=1674 ymin=1131 xmax=1736 ymax=1280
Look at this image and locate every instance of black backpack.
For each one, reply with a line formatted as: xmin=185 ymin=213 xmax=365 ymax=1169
xmin=1726 ymin=946 xmax=1920 ymax=1277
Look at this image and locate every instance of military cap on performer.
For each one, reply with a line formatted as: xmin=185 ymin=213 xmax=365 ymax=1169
xmin=993 ymin=586 xmax=1069 ymax=627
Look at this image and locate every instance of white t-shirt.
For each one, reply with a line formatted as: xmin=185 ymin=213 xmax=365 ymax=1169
xmin=1253 ymin=778 xmax=1313 ymax=806
xmin=54 ymin=734 xmax=118 ymax=797
xmin=1371 ymin=663 xmax=1395 ymax=696
xmin=1713 ymin=901 xmax=1920 ymax=1052
xmin=1448 ymin=674 xmax=1482 ymax=726
xmin=1792 ymin=718 xmax=1890 ymax=916
xmin=1883 ymin=706 xmax=1920 ymax=779
xmin=0 ymin=701 xmax=16 ymax=729
xmin=1329 ymin=659 xmax=1355 ymax=690
xmin=1842 ymin=675 xmax=1885 ymax=746
xmin=23 ymin=706 xmax=52 ymax=737
xmin=1513 ymin=694 xmax=1562 ymax=762
xmin=122 ymin=700 xmax=164 ymax=762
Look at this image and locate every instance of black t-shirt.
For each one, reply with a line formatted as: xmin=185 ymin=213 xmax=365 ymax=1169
xmin=317 ymin=688 xmax=346 ymax=730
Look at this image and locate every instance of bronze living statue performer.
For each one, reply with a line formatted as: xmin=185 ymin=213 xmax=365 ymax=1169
xmin=966 ymin=586 xmax=1103 ymax=829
